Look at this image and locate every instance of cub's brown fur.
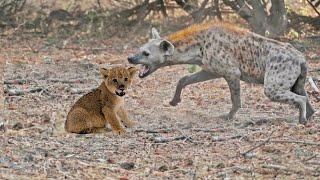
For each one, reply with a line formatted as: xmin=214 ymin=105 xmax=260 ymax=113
xmin=65 ymin=66 xmax=138 ymax=135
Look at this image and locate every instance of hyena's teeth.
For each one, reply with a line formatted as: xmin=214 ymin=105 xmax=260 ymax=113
xmin=139 ymin=65 xmax=149 ymax=76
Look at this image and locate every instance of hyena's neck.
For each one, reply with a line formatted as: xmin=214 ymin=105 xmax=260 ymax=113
xmin=165 ymin=43 xmax=203 ymax=66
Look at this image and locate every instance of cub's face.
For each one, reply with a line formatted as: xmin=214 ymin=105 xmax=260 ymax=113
xmin=100 ymin=67 xmax=138 ymax=97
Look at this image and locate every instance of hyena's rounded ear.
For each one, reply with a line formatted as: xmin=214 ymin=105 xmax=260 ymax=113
xmin=160 ymin=40 xmax=174 ymax=56
xmin=100 ymin=67 xmax=109 ymax=78
xmin=128 ymin=67 xmax=138 ymax=76
xmin=151 ymin=27 xmax=161 ymax=39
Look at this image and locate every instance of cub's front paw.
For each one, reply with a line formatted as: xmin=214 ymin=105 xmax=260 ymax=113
xmin=112 ymin=128 xmax=126 ymax=136
xmin=123 ymin=120 xmax=138 ymax=128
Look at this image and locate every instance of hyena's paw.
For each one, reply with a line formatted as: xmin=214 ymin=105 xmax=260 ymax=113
xmin=123 ymin=120 xmax=138 ymax=128
xmin=218 ymin=113 xmax=235 ymax=120
xmin=299 ymin=116 xmax=307 ymax=125
xmin=169 ymin=98 xmax=181 ymax=106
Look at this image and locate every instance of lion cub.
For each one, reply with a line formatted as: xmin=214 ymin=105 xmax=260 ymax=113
xmin=65 ymin=66 xmax=138 ymax=135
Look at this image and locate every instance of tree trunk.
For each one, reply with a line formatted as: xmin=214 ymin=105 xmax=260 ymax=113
xmin=267 ymin=0 xmax=287 ymax=37
xmin=223 ymin=0 xmax=287 ymax=37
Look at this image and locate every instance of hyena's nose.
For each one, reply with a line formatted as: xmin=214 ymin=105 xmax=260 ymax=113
xmin=127 ymin=56 xmax=134 ymax=63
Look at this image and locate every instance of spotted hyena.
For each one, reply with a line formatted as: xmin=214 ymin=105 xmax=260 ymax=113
xmin=128 ymin=22 xmax=315 ymax=124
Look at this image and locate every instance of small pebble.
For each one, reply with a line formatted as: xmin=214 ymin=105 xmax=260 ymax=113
xmin=12 ymin=122 xmax=23 ymax=130
xmin=120 ymin=162 xmax=135 ymax=170
xmin=158 ymin=165 xmax=168 ymax=172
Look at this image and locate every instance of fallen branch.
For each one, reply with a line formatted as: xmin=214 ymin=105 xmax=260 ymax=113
xmin=135 ymin=128 xmax=174 ymax=133
xmin=261 ymin=164 xmax=289 ymax=171
xmin=247 ymin=139 xmax=320 ymax=146
xmin=266 ymin=140 xmax=320 ymax=146
xmin=4 ymin=79 xmax=29 ymax=84
xmin=193 ymin=128 xmax=227 ymax=133
xmin=308 ymin=77 xmax=320 ymax=92
xmin=69 ymin=88 xmax=95 ymax=94
xmin=240 ymin=130 xmax=275 ymax=157
xmin=5 ymin=88 xmax=46 ymax=96
xmin=303 ymin=154 xmax=317 ymax=162
xmin=212 ymin=134 xmax=244 ymax=142
xmin=49 ymin=78 xmax=87 ymax=84
xmin=152 ymin=136 xmax=191 ymax=143
xmin=306 ymin=0 xmax=320 ymax=16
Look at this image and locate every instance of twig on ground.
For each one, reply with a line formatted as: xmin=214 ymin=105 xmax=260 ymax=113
xmin=135 ymin=128 xmax=174 ymax=133
xmin=152 ymin=136 xmax=191 ymax=143
xmin=193 ymin=128 xmax=227 ymax=133
xmin=303 ymin=154 xmax=317 ymax=162
xmin=5 ymin=88 xmax=46 ymax=96
xmin=69 ymin=88 xmax=95 ymax=94
xmin=261 ymin=164 xmax=289 ymax=171
xmin=247 ymin=139 xmax=320 ymax=146
xmin=265 ymin=140 xmax=320 ymax=146
xmin=48 ymin=78 xmax=88 ymax=84
xmin=4 ymin=79 xmax=29 ymax=84
xmin=212 ymin=134 xmax=244 ymax=142
xmin=240 ymin=130 xmax=275 ymax=157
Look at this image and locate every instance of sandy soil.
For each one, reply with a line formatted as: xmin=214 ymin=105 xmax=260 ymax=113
xmin=1 ymin=40 xmax=320 ymax=179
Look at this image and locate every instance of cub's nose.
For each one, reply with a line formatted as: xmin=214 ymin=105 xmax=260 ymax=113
xmin=119 ymin=84 xmax=125 ymax=91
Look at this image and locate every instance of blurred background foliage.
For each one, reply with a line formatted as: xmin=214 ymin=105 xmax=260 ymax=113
xmin=0 ymin=0 xmax=319 ymax=40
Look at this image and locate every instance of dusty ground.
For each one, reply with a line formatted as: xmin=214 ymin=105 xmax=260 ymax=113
xmin=1 ymin=36 xmax=320 ymax=179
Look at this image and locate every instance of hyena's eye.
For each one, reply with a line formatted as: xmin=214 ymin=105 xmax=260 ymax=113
xmin=124 ymin=77 xmax=128 ymax=81
xmin=142 ymin=51 xmax=150 ymax=57
xmin=113 ymin=79 xmax=118 ymax=83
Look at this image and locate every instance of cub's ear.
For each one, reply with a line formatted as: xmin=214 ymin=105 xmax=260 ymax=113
xmin=128 ymin=67 xmax=138 ymax=76
xmin=100 ymin=67 xmax=109 ymax=78
xmin=160 ymin=40 xmax=174 ymax=56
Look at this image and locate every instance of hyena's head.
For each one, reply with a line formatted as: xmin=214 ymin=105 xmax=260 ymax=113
xmin=100 ymin=67 xmax=138 ymax=97
xmin=127 ymin=28 xmax=174 ymax=78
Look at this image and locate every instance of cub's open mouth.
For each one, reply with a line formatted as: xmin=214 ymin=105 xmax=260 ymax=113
xmin=116 ymin=91 xmax=126 ymax=97
xmin=139 ymin=64 xmax=150 ymax=78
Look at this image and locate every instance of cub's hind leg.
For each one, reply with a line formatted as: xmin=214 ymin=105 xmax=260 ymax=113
xmin=65 ymin=107 xmax=105 ymax=134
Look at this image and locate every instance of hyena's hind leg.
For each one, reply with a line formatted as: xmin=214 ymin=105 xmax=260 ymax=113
xmin=264 ymin=58 xmax=309 ymax=124
xmin=290 ymin=63 xmax=315 ymax=120
xmin=170 ymin=70 xmax=221 ymax=106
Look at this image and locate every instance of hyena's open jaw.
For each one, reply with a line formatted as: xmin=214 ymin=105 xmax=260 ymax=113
xmin=138 ymin=64 xmax=158 ymax=78
xmin=139 ymin=64 xmax=150 ymax=78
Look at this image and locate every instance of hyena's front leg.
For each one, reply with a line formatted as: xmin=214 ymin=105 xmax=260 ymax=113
xmin=170 ymin=70 xmax=221 ymax=106
xmin=221 ymin=78 xmax=241 ymax=120
xmin=117 ymin=107 xmax=137 ymax=128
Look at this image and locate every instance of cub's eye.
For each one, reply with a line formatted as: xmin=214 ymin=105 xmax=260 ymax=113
xmin=104 ymin=75 xmax=108 ymax=79
xmin=113 ymin=79 xmax=117 ymax=83
xmin=124 ymin=77 xmax=128 ymax=81
xmin=142 ymin=51 xmax=150 ymax=57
